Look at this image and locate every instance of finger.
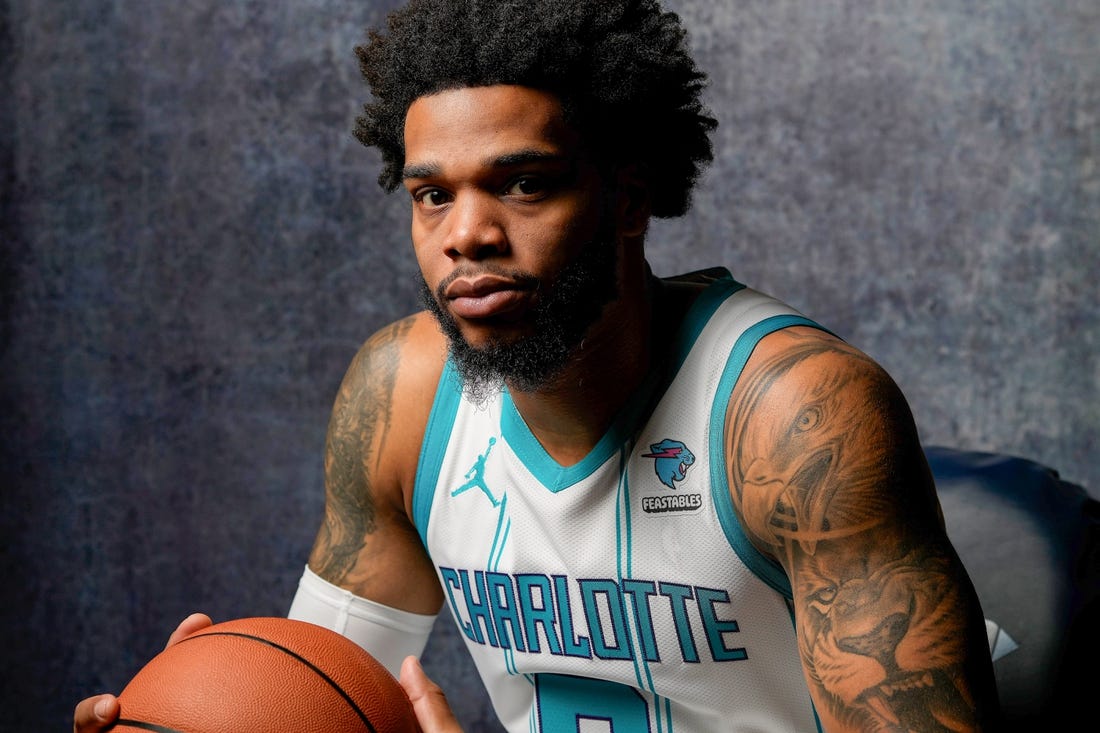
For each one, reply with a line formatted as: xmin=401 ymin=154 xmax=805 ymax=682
xmin=73 ymin=694 xmax=119 ymax=732
xmin=399 ymin=656 xmax=464 ymax=733
xmin=165 ymin=612 xmax=213 ymax=648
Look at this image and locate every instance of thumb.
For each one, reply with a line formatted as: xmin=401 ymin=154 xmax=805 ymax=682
xmin=398 ymin=656 xmax=464 ymax=733
xmin=165 ymin=612 xmax=213 ymax=648
xmin=73 ymin=694 xmax=119 ymax=733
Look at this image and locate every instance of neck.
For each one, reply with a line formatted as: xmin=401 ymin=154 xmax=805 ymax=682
xmin=507 ymin=265 xmax=662 ymax=466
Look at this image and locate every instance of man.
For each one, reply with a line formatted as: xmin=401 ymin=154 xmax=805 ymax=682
xmin=76 ymin=0 xmax=1001 ymax=730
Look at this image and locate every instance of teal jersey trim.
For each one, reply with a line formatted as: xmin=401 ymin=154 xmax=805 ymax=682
xmin=500 ymin=269 xmax=747 ymax=492
xmin=666 ymin=268 xmax=747 ymax=377
xmin=500 ymin=365 xmax=666 ymax=491
xmin=412 ymin=360 xmax=463 ymax=549
xmin=500 ymin=390 xmax=623 ymax=491
xmin=708 ymin=313 xmax=829 ymax=598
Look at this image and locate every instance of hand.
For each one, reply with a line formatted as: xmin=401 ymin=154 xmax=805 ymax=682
xmin=72 ymin=613 xmax=213 ymax=733
xmin=399 ymin=656 xmax=464 ymax=733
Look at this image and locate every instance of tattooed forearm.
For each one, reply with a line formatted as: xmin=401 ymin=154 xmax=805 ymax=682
xmin=308 ymin=317 xmax=414 ymax=584
xmin=726 ymin=330 xmax=984 ymax=731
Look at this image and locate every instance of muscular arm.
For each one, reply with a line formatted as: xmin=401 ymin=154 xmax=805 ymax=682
xmin=725 ymin=327 xmax=1000 ymax=731
xmin=74 ymin=316 xmax=447 ymax=733
xmin=307 ymin=314 xmax=445 ymax=613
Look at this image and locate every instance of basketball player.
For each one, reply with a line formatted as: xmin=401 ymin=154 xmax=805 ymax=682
xmin=76 ymin=1 xmax=1002 ymax=730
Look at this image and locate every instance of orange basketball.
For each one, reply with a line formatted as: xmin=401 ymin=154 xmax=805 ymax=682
xmin=115 ymin=617 xmax=420 ymax=732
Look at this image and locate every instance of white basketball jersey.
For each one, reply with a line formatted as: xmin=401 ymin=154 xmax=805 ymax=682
xmin=411 ymin=270 xmax=825 ymax=732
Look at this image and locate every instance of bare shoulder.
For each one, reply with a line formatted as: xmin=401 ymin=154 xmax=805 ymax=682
xmin=306 ymin=311 xmax=447 ymax=611
xmin=327 ymin=311 xmax=447 ymax=488
xmin=338 ymin=311 xmax=447 ymax=433
xmin=724 ymin=325 xmax=936 ymax=551
xmin=341 ymin=311 xmax=448 ymax=399
xmin=723 ymin=326 xmax=1001 ymax=730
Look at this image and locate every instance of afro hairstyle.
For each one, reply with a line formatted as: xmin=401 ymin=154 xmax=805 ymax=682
xmin=354 ymin=0 xmax=717 ymax=218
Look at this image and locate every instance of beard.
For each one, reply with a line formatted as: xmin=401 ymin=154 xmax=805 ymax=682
xmin=418 ymin=225 xmax=619 ymax=403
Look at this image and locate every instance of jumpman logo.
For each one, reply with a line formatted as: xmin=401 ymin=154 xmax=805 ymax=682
xmin=451 ymin=437 xmax=500 ymax=507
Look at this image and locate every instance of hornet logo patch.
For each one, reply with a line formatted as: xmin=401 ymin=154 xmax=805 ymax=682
xmin=642 ymin=439 xmax=695 ymax=489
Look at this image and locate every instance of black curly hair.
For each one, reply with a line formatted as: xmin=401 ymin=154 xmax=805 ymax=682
xmin=354 ymin=0 xmax=716 ymax=218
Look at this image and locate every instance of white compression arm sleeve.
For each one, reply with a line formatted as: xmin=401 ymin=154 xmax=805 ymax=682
xmin=287 ymin=564 xmax=438 ymax=677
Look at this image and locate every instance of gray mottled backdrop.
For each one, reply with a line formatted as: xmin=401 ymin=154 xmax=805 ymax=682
xmin=2 ymin=1 xmax=1096 ymax=730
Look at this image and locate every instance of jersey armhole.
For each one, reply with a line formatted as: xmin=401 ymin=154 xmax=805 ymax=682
xmin=412 ymin=359 xmax=462 ymax=549
xmin=708 ymin=314 xmax=832 ymax=598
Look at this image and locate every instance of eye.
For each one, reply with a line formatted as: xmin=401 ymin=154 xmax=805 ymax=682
xmin=792 ymin=405 xmax=822 ymax=434
xmin=413 ymin=188 xmax=452 ymax=209
xmin=808 ymin=584 xmax=837 ymax=613
xmin=504 ymin=176 xmax=548 ymax=198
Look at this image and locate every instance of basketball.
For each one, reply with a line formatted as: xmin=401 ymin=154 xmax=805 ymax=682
xmin=114 ymin=617 xmax=420 ymax=733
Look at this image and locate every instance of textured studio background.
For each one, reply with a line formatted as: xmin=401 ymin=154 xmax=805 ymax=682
xmin=2 ymin=0 xmax=1097 ymax=730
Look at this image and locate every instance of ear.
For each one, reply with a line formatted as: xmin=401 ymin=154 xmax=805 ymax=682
xmin=613 ymin=164 xmax=652 ymax=238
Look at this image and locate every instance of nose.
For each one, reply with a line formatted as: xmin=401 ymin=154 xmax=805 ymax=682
xmin=442 ymin=191 xmax=508 ymax=261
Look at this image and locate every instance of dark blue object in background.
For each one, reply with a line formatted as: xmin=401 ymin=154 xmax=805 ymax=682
xmin=929 ymin=447 xmax=1099 ymax=731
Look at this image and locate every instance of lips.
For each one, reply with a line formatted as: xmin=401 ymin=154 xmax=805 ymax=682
xmin=444 ymin=275 xmax=533 ymax=320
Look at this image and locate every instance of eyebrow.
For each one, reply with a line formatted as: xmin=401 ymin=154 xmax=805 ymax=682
xmin=401 ymin=149 xmax=571 ymax=181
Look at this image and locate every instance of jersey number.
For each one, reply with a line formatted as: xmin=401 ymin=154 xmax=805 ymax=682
xmin=534 ymin=674 xmax=651 ymax=732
